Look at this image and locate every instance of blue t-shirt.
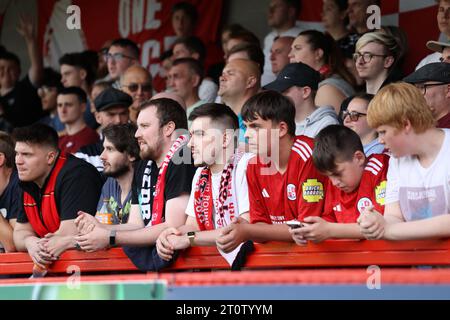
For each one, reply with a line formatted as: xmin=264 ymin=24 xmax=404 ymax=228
xmin=97 ymin=177 xmax=131 ymax=224
xmin=0 ymin=170 xmax=22 ymax=221
xmin=238 ymin=114 xmax=247 ymax=143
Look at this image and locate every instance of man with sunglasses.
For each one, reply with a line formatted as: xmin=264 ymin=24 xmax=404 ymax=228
xmin=120 ymin=65 xmax=153 ymax=123
xmin=404 ymin=62 xmax=450 ymax=129
xmin=106 ymin=39 xmax=140 ymax=89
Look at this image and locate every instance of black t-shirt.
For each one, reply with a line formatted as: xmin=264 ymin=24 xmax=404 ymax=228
xmin=1 ymin=75 xmax=43 ymax=127
xmin=17 ymin=154 xmax=103 ymax=223
xmin=131 ymin=146 xmax=196 ymax=226
xmin=0 ymin=170 xmax=22 ymax=221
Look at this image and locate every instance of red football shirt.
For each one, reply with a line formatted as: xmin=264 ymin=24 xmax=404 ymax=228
xmin=247 ymin=136 xmax=327 ymax=224
xmin=59 ymin=126 xmax=99 ymax=155
xmin=322 ymin=153 xmax=389 ymax=223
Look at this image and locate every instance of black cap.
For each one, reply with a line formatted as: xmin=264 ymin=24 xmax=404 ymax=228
xmin=263 ymin=62 xmax=321 ymax=92
xmin=403 ymin=62 xmax=450 ymax=84
xmin=94 ymin=87 xmax=133 ymax=112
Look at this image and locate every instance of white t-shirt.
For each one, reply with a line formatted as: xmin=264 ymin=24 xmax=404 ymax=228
xmin=198 ymin=78 xmax=218 ymax=103
xmin=385 ymin=129 xmax=450 ymax=221
xmin=186 ymin=153 xmax=253 ymax=228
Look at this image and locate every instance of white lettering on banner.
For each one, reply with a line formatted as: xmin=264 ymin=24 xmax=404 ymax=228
xmin=119 ymin=0 xmax=131 ymax=38
xmin=66 ymin=5 xmax=81 ymax=30
xmin=145 ymin=0 xmax=162 ymax=30
xmin=132 ymin=0 xmax=145 ymax=34
xmin=141 ymin=40 xmax=160 ymax=68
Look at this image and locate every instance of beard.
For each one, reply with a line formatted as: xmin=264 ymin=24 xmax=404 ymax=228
xmin=139 ymin=138 xmax=163 ymax=161
xmin=103 ymin=162 xmax=130 ymax=178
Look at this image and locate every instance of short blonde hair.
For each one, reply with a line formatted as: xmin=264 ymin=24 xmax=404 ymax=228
xmin=356 ymin=31 xmax=400 ymax=58
xmin=367 ymin=82 xmax=436 ymax=133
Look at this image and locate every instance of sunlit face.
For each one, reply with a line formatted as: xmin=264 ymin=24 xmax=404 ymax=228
xmin=60 ymin=64 xmax=84 ymax=88
xmin=107 ymin=45 xmax=137 ymax=80
xmin=288 ymin=36 xmax=317 ymax=68
xmin=244 ymin=115 xmax=279 ymax=157
xmin=437 ymin=0 xmax=450 ymax=37
xmin=324 ymin=155 xmax=365 ymax=193
xmin=188 ymin=117 xmax=224 ymax=167
xmin=172 ymin=10 xmax=194 ymax=37
xmin=376 ymin=124 xmax=408 ymax=157
xmin=218 ymin=61 xmax=248 ymax=101
xmin=354 ymin=42 xmax=389 ymax=80
xmin=100 ymin=137 xmax=132 ymax=178
xmin=57 ymin=93 xmax=85 ymax=124
xmin=270 ymin=37 xmax=293 ymax=75
xmin=135 ymin=106 xmax=164 ymax=160
xmin=344 ymin=98 xmax=374 ymax=140
xmin=15 ymin=142 xmax=54 ymax=184
xmin=166 ymin=63 xmax=197 ymax=101
xmin=96 ymin=106 xmax=129 ymax=129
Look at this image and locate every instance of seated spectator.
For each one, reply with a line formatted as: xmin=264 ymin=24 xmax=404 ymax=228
xmin=216 ymin=91 xmax=327 ymax=251
xmin=347 ymin=0 xmax=380 ymax=35
xmin=0 ymin=16 xmax=43 ymax=127
xmin=90 ymin=80 xmax=112 ymax=116
xmin=353 ymin=31 xmax=402 ymax=94
xmin=227 ymin=42 xmax=265 ymax=75
xmin=96 ymin=40 xmax=113 ymax=80
xmin=75 ymin=88 xmax=132 ymax=172
xmin=343 ymin=94 xmax=384 ymax=155
xmin=290 ymin=125 xmax=388 ymax=244
xmin=221 ymin=24 xmax=246 ymax=58
xmin=13 ymin=124 xmax=102 ymax=271
xmin=264 ymin=62 xmax=339 ymax=138
xmin=151 ymin=91 xmax=186 ymax=110
xmin=416 ymin=0 xmax=450 ymax=69
xmin=427 ymin=40 xmax=450 ymax=64
xmin=38 ymin=68 xmax=65 ymax=134
xmin=270 ymin=36 xmax=294 ymax=76
xmin=0 ymin=133 xmax=19 ymax=252
xmin=120 ymin=65 xmax=153 ymax=123
xmin=75 ymin=98 xmax=196 ymax=272
xmin=226 ymin=30 xmax=261 ymax=56
xmin=167 ymin=58 xmax=206 ymax=126
xmin=289 ymin=30 xmax=356 ymax=113
xmin=358 ymin=83 xmax=450 ymax=240
xmin=172 ymin=36 xmax=218 ymax=103
xmin=156 ymin=104 xmax=254 ymax=268
xmin=57 ymin=87 xmax=99 ymax=154
xmin=404 ymin=62 xmax=450 ymax=129
xmin=106 ymin=38 xmax=140 ymax=89
xmin=218 ymin=59 xmax=261 ymax=142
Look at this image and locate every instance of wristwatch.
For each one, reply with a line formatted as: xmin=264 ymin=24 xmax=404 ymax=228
xmin=187 ymin=231 xmax=196 ymax=247
xmin=109 ymin=230 xmax=117 ymax=248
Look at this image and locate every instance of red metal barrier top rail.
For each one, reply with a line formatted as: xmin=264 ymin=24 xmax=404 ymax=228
xmin=1 ymin=239 xmax=450 ymax=276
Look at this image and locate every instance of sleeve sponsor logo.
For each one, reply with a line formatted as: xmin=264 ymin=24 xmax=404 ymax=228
xmin=302 ymin=179 xmax=324 ymax=203
xmin=375 ymin=180 xmax=386 ymax=206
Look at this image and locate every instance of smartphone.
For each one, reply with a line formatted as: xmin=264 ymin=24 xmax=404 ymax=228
xmin=286 ymin=220 xmax=303 ymax=229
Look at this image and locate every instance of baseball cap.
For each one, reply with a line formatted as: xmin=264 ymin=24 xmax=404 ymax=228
xmin=426 ymin=40 xmax=450 ymax=53
xmin=403 ymin=62 xmax=450 ymax=84
xmin=94 ymin=87 xmax=133 ymax=112
xmin=263 ymin=62 xmax=321 ymax=92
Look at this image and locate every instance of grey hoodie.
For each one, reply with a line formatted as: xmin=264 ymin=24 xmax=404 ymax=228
xmin=295 ymin=106 xmax=340 ymax=138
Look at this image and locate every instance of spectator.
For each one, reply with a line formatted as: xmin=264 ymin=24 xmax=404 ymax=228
xmin=290 ymin=125 xmax=389 ymax=244
xmin=262 ymin=0 xmax=303 ymax=86
xmin=227 ymin=43 xmax=265 ymax=75
xmin=96 ymin=39 xmax=113 ymax=80
xmin=57 ymin=87 xmax=99 ymax=154
xmin=343 ymin=94 xmax=384 ymax=155
xmin=171 ymin=1 xmax=198 ymax=38
xmin=156 ymin=103 xmax=254 ymax=268
xmin=416 ymin=0 xmax=450 ymax=69
xmin=218 ymin=59 xmax=261 ymax=142
xmin=151 ymin=91 xmax=186 ymax=110
xmin=270 ymin=36 xmax=294 ymax=76
xmin=353 ymin=30 xmax=401 ymax=94
xmin=264 ymin=62 xmax=339 ymax=138
xmin=226 ymin=29 xmax=261 ymax=56
xmin=172 ymin=36 xmax=218 ymax=103
xmin=167 ymin=58 xmax=206 ymax=125
xmin=90 ymin=80 xmax=112 ymax=116
xmin=0 ymin=16 xmax=43 ymax=127
xmin=75 ymin=88 xmax=132 ymax=172
xmin=404 ymin=62 xmax=450 ymax=129
xmin=106 ymin=38 xmax=140 ymax=88
xmin=13 ymin=124 xmax=102 ymax=270
xmin=221 ymin=24 xmax=246 ymax=58
xmin=347 ymin=0 xmax=380 ymax=35
xmin=38 ymin=68 xmax=65 ymax=134
xmin=216 ymin=91 xmax=327 ymax=251
xmin=426 ymin=40 xmax=450 ymax=64
xmin=289 ymin=30 xmax=356 ymax=113
xmin=120 ymin=65 xmax=153 ymax=124
xmin=75 ymin=98 xmax=196 ymax=272
xmin=358 ymin=82 xmax=450 ymax=240
xmin=0 ymin=132 xmax=19 ymax=252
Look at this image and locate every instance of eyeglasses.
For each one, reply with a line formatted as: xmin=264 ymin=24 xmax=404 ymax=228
xmin=122 ymin=83 xmax=153 ymax=93
xmin=352 ymin=52 xmax=388 ymax=63
xmin=104 ymin=52 xmax=136 ymax=63
xmin=342 ymin=110 xmax=367 ymax=122
xmin=415 ymin=82 xmax=449 ymax=95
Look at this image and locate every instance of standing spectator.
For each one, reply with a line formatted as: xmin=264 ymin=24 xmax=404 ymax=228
xmin=38 ymin=68 xmax=65 ymax=134
xmin=120 ymin=66 xmax=153 ymax=123
xmin=353 ymin=31 xmax=401 ymax=94
xmin=404 ymin=62 xmax=450 ymax=129
xmin=13 ymin=124 xmax=102 ymax=270
xmin=264 ymin=62 xmax=339 ymax=138
xmin=343 ymin=94 xmax=384 ymax=156
xmin=270 ymin=36 xmax=294 ymax=76
xmin=167 ymin=58 xmax=206 ymax=125
xmin=171 ymin=1 xmax=197 ymax=39
xmin=262 ymin=0 xmax=303 ymax=86
xmin=289 ymin=30 xmax=356 ymax=113
xmin=0 ymin=133 xmax=19 ymax=252
xmin=106 ymin=38 xmax=140 ymax=89
xmin=57 ymin=87 xmax=99 ymax=154
xmin=347 ymin=0 xmax=380 ymax=35
xmin=0 ymin=16 xmax=43 ymax=127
